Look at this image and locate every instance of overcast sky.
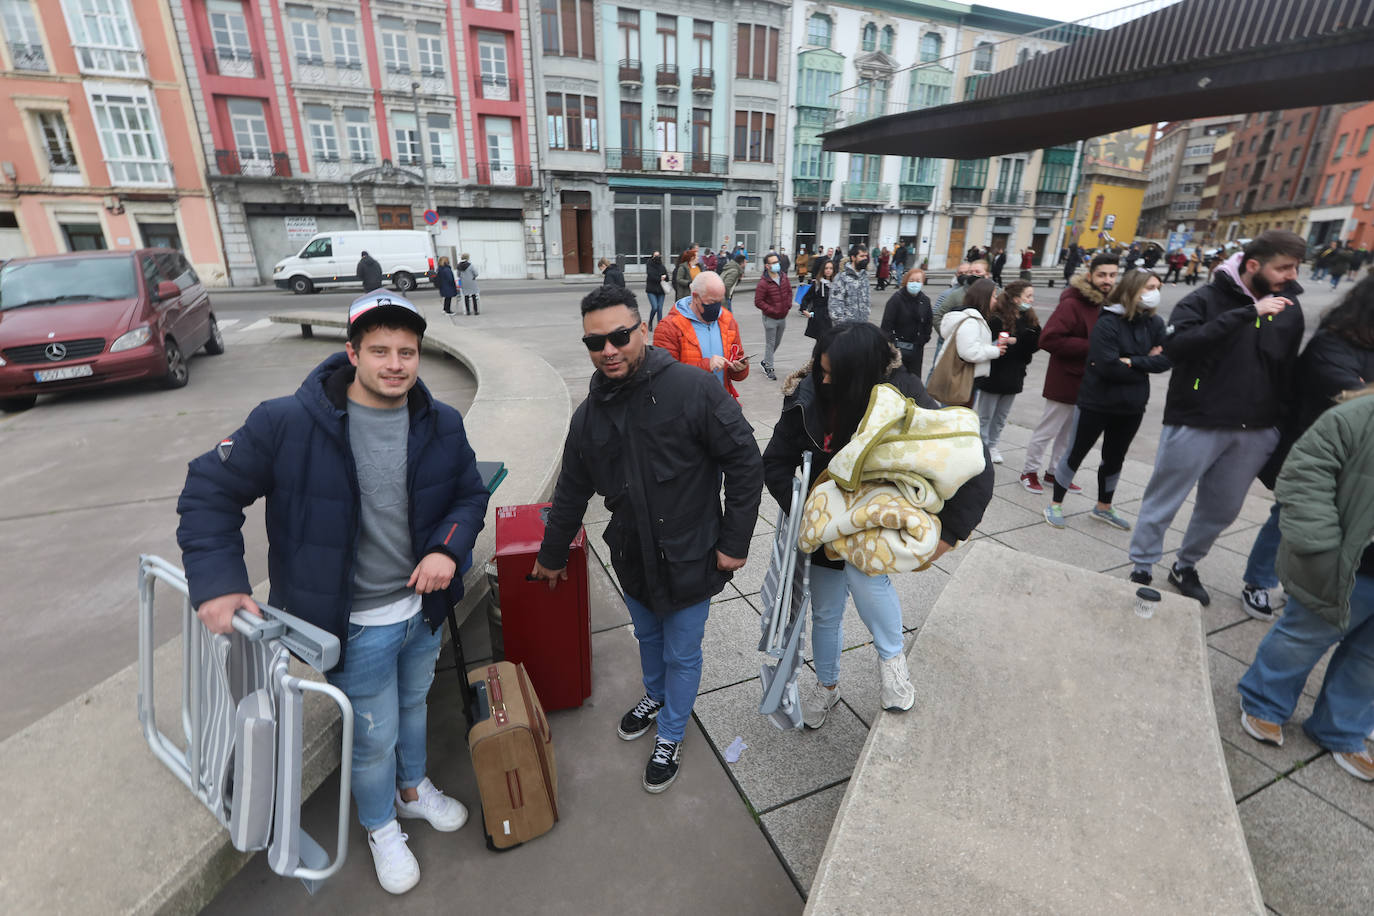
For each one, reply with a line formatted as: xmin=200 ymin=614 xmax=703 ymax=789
xmin=975 ymin=0 xmax=1154 ymax=24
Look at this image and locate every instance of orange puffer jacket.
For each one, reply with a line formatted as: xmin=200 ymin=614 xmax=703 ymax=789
xmin=652 ymin=306 xmax=749 ymax=399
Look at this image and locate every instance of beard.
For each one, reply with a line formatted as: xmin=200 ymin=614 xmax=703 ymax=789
xmin=1249 ymin=271 xmax=1273 ymax=297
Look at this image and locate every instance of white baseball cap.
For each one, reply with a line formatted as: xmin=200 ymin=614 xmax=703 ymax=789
xmin=347 ymin=291 xmax=427 ymax=336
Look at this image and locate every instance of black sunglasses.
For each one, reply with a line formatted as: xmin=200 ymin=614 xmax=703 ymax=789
xmin=582 ymin=324 xmax=640 ymax=351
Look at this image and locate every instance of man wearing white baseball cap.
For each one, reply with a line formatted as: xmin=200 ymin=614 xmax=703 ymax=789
xmin=177 ymin=291 xmax=489 ymax=894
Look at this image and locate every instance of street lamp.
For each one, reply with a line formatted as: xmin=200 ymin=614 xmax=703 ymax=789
xmin=409 ymin=81 xmax=434 ymax=213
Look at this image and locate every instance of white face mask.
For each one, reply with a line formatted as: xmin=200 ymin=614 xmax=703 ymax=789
xmin=906 ymin=281 xmax=923 ymax=295
xmin=1139 ymin=289 xmax=1162 ymax=310
xmin=1018 ymin=299 xmax=1032 ymax=311
xmin=769 ymin=262 xmax=780 ymax=273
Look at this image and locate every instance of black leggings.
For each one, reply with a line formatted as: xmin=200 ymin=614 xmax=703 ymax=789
xmin=1053 ymin=407 xmax=1143 ymax=504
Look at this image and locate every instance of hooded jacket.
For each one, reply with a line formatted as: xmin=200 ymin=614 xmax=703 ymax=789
xmin=940 ymin=307 xmax=1001 ymax=379
xmin=652 ymin=297 xmax=749 ymax=398
xmin=719 ymin=258 xmax=744 ymax=297
xmin=537 ymin=347 xmax=763 ymax=615
xmin=457 ymin=260 xmax=479 ymax=295
xmin=829 ymin=264 xmax=872 ymax=324
xmin=357 ymin=253 xmax=385 ymax=291
xmin=1161 ymin=252 xmax=1304 ymax=428
xmin=1075 ymin=304 xmax=1171 ymax=415
xmin=602 ymin=263 xmax=626 ymax=288
xmin=1038 ymin=272 xmax=1108 ymax=404
xmin=176 ymin=352 xmax=490 ymax=671
xmin=753 ymin=269 xmax=793 ymax=320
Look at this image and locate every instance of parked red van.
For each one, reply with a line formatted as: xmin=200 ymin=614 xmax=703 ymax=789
xmin=0 ymin=249 xmax=223 ymax=411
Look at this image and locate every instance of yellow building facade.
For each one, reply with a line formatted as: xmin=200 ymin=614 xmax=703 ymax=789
xmin=1071 ymin=163 xmax=1148 ymax=250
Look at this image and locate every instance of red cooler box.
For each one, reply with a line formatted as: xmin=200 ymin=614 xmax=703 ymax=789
xmin=494 ymin=503 xmax=592 ymax=711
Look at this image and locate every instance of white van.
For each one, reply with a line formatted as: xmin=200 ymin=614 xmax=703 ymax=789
xmin=272 ymin=230 xmax=435 ymax=294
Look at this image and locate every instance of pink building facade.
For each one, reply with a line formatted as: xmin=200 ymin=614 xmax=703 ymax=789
xmin=0 ymin=0 xmax=227 ymax=281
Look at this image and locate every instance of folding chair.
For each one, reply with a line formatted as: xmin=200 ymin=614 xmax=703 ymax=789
xmin=757 ymin=452 xmax=813 ymax=730
xmin=136 ymin=554 xmax=354 ymax=894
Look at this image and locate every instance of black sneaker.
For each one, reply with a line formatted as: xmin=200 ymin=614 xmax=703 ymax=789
xmin=617 ymin=695 xmax=663 ymax=741
xmin=643 ymin=737 xmax=681 ymax=793
xmin=1168 ymin=563 xmax=1211 ymax=606
xmin=1241 ymin=585 xmax=1277 ymax=622
xmin=1129 ymin=569 xmax=1153 ymax=586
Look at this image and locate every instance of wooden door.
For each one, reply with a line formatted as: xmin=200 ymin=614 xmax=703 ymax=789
xmin=377 ymin=205 xmax=413 ymax=230
xmin=561 ymin=207 xmax=580 ymax=275
xmin=576 ymin=210 xmax=593 ymax=274
xmin=946 ymin=217 xmax=966 ymax=266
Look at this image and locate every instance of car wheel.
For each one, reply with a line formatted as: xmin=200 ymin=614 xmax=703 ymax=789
xmin=160 ymin=338 xmax=189 ymax=389
xmin=203 ymin=314 xmax=225 ymax=355
xmin=290 ymin=276 xmax=314 ymax=295
xmin=0 ymin=395 xmax=37 ymax=412
xmin=393 ymin=271 xmax=415 ymax=292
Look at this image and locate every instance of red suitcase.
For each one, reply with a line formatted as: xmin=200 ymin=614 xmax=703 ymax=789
xmin=494 ymin=504 xmax=593 ymax=711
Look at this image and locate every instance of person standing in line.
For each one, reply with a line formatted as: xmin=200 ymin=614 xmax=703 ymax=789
xmin=795 ymin=245 xmax=812 ymax=283
xmin=930 ymin=260 xmax=989 ymax=371
xmin=1236 ymin=384 xmax=1374 ymax=781
xmin=1126 ymin=230 xmax=1307 ymax=604
xmin=830 ymin=244 xmax=873 ymax=326
xmin=892 ymin=242 xmax=908 ymax=277
xmin=1239 ymin=276 xmax=1374 ymax=620
xmin=434 ymin=256 xmax=457 ymax=315
xmin=1062 ymin=244 xmax=1083 ymax=285
xmin=973 ymin=280 xmax=1040 ymax=464
xmin=599 ymin=256 xmax=626 ymax=288
xmin=763 ymin=323 xmax=994 ymax=727
xmin=938 ymin=277 xmax=1010 ymax=408
xmin=1164 ymin=249 xmax=1187 ymax=284
xmin=644 ymin=251 xmax=670 ymax=331
xmin=530 ymin=284 xmax=763 ymax=794
xmin=778 ymin=246 xmax=791 ymax=277
xmin=701 ymin=247 xmax=718 ymax=272
xmin=1042 ymin=269 xmax=1170 ymax=531
xmin=653 ymin=271 xmax=750 ymax=399
xmin=880 ymin=267 xmax=934 ymax=378
xmin=720 ymin=252 xmax=745 ymax=312
xmin=1019 ymin=247 xmax=1036 ymax=281
xmin=1326 ymin=241 xmax=1354 ymax=290
xmin=754 ymin=251 xmax=793 ymax=381
xmin=991 ymin=248 xmax=1007 ymax=286
xmin=673 ymin=247 xmax=700 ymax=300
xmin=456 ymin=253 xmax=480 ymax=315
xmin=1185 ymin=249 xmax=1202 ymax=286
xmin=177 ymin=293 xmax=490 ymax=894
xmin=875 ymin=247 xmax=891 ymax=291
xmin=358 ymin=250 xmax=385 ymax=292
xmin=800 ymin=258 xmax=836 ymax=341
xmin=1018 ymin=253 xmax=1119 ymax=495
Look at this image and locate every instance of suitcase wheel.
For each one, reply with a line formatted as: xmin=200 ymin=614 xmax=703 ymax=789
xmin=481 ymin=810 xmax=523 ymax=853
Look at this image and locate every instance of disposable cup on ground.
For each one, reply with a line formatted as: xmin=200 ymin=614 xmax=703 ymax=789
xmin=1135 ymin=587 xmax=1161 ymax=619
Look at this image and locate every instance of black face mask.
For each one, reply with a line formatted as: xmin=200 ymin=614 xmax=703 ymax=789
xmin=855 ymin=258 xmax=870 ymax=272
xmin=959 ymin=274 xmax=977 ymax=287
xmin=699 ymin=301 xmax=723 ymax=322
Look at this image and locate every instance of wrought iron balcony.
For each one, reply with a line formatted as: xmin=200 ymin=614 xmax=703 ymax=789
xmin=796 ymin=105 xmax=838 ymax=129
xmin=203 ymin=47 xmax=262 ymax=78
xmin=1034 ymin=190 xmax=1068 ymax=209
xmin=604 ymin=149 xmax=724 ymax=174
xmin=477 ymin=74 xmax=517 ymax=100
xmin=792 ymin=178 xmax=833 ymax=200
xmin=7 ymin=41 xmax=46 ymax=71
xmin=689 ymin=153 xmax=727 ymax=175
xmin=475 ymin=161 xmax=535 ymax=186
xmin=899 ymin=183 xmax=935 ymax=206
xmin=841 ymin=180 xmax=892 ymax=203
xmin=691 ymin=67 xmax=713 ymax=92
xmin=987 ymin=188 xmax=1030 ymax=206
xmin=618 ymin=59 xmax=642 ymax=85
xmin=215 ymin=149 xmax=291 ymax=178
xmin=949 ymin=187 xmax=985 ymax=205
xmin=656 ymin=63 xmax=679 ymax=88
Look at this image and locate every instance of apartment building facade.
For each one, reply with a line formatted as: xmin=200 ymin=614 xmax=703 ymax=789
xmin=1307 ymin=101 xmax=1374 ymax=249
xmin=1138 ymin=116 xmax=1239 ymax=242
xmin=169 ymin=0 xmax=541 ymax=285
xmin=778 ymin=1 xmax=1072 ymax=271
xmin=0 ymin=0 xmax=226 ymax=278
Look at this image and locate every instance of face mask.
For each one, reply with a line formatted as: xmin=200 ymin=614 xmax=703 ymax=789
xmin=959 ymin=275 xmax=976 ymax=287
xmin=1018 ymin=299 xmax=1032 ymax=311
xmin=699 ymin=301 xmax=722 ymax=322
xmin=856 ymin=258 xmax=870 ymax=272
xmin=769 ymin=262 xmax=780 ymax=273
xmin=1139 ymin=289 xmax=1161 ymax=310
xmin=906 ymin=281 xmax=923 ymax=295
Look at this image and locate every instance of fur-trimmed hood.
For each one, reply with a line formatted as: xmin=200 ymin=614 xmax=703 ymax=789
xmin=1069 ymin=271 xmax=1110 ymax=307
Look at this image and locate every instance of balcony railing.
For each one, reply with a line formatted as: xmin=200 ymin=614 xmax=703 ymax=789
xmin=899 ymin=183 xmax=935 ymax=206
xmin=796 ymin=105 xmax=837 ymax=129
xmin=987 ymin=188 xmax=1030 ymax=206
xmin=656 ymin=63 xmax=679 ymax=88
xmin=215 ymin=149 xmax=291 ymax=178
xmin=841 ymin=180 xmax=892 ymax=203
xmin=793 ymin=178 xmax=833 ymax=200
xmin=949 ymin=187 xmax=985 ymax=205
xmin=603 ymin=149 xmax=724 ymax=174
xmin=691 ymin=67 xmax=713 ymax=92
xmin=1034 ymin=190 xmax=1068 ymax=208
xmin=7 ymin=41 xmax=46 ymax=71
xmin=469 ymin=0 xmax=511 ymax=10
xmin=475 ymin=161 xmax=534 ymax=186
xmin=202 ymin=47 xmax=262 ymax=78
xmin=689 ymin=153 xmax=727 ymax=175
xmin=618 ymin=59 xmax=642 ymax=85
xmin=476 ymin=74 xmax=517 ymax=100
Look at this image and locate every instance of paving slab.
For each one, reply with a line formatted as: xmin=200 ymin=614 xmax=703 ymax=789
xmin=1224 ymin=743 xmax=1283 ymax=801
xmin=992 ymin=519 xmax=1134 ymax=574
xmin=970 ymin=495 xmax=1044 ymax=536
xmin=891 ymin=564 xmax=951 ymax=631
xmin=1289 ymin=754 xmax=1374 ymax=830
xmin=699 ymin=596 xmax=767 ymax=693
xmin=807 ymin=540 xmax=1264 ymax=915
xmin=760 ymin=784 xmax=849 ymax=896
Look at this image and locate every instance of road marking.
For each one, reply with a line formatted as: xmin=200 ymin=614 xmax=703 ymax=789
xmin=239 ymin=318 xmax=273 ymax=333
xmin=215 ymin=318 xmax=239 ymax=330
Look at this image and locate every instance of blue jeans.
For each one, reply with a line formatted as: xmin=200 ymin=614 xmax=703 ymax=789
xmin=809 ymin=563 xmax=905 ymax=686
xmin=326 ymin=613 xmax=443 ymax=830
xmin=1243 ymin=501 xmax=1282 ymax=589
xmin=1238 ymin=573 xmax=1374 ymax=752
xmin=624 ymin=595 xmax=709 ymax=743
xmin=646 ymin=292 xmax=665 ymax=326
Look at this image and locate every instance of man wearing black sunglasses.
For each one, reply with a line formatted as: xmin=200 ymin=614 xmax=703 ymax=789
xmin=530 ymin=284 xmax=764 ymax=794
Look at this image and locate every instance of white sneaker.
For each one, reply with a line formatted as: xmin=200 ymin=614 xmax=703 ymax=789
xmin=395 ymin=777 xmax=468 ymax=832
xmin=802 ymin=678 xmax=841 ymax=729
xmin=368 ymin=819 xmax=420 ymax=895
xmin=878 ymin=653 xmax=915 ymax=711
xmin=989 ymin=447 xmax=1003 ymax=464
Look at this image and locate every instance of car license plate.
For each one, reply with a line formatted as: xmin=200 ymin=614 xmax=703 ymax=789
xmin=34 ymin=364 xmax=94 ymax=383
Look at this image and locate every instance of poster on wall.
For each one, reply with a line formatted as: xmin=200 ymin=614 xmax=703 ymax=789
xmin=284 ymin=216 xmax=317 ymax=242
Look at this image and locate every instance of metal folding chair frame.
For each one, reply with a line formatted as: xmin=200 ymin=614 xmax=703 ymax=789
xmin=757 ymin=452 xmax=813 ymax=730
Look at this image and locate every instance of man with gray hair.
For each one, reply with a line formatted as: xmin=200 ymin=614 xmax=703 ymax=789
xmin=654 ymin=271 xmax=751 ymax=399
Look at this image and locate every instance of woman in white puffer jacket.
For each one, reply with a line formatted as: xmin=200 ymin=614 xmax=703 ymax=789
xmin=938 ymin=277 xmax=1010 ymax=389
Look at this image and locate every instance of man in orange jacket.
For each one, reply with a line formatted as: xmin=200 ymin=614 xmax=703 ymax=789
xmin=653 ymin=271 xmax=750 ymax=399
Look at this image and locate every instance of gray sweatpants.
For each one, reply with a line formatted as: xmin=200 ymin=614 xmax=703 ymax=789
xmin=1127 ymin=424 xmax=1279 ymax=574
xmin=762 ymin=316 xmax=786 ymax=369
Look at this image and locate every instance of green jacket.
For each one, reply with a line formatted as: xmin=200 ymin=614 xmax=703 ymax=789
xmin=1275 ymin=391 xmax=1374 ymax=630
xmin=719 ymin=259 xmax=744 ymax=297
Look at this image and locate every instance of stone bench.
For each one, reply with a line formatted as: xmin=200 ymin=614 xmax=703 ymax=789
xmin=0 ymin=313 xmax=570 ymax=914
xmin=805 ymin=539 xmax=1264 ymax=915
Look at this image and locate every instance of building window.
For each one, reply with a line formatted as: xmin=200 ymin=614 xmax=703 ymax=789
xmin=576 ymin=96 xmax=598 ymax=150
xmin=344 ymin=106 xmax=373 ymax=162
xmin=416 ymin=21 xmax=444 ymax=77
xmin=693 ymin=20 xmax=711 ymax=71
xmin=379 ymin=17 xmax=409 ymax=73
xmin=901 ymin=156 xmax=939 ymax=185
xmin=848 ymin=153 xmax=881 ymax=184
xmin=793 ymin=129 xmax=834 ymax=181
xmin=1334 ymin=133 xmax=1349 ymax=161
xmin=540 ymin=0 xmax=558 ymax=53
xmin=543 ymin=0 xmax=593 ymax=58
xmin=36 ymin=111 xmax=79 ymax=172
xmin=426 ymin=113 xmax=454 ymax=167
xmin=1342 ymin=169 xmax=1361 ymax=204
xmin=692 ymin=106 xmax=710 ymax=157
xmin=920 ymin=32 xmax=942 ymax=62
xmin=736 ymin=23 xmax=778 ymax=80
xmin=668 ymin=193 xmax=714 ymax=255
xmin=618 ymin=8 xmax=639 ymax=62
xmin=995 ymin=156 xmax=1025 ymax=194
xmin=548 ymin=94 xmax=598 ymax=152
xmin=547 ymin=93 xmax=564 ymax=148
xmin=798 ymin=63 xmax=841 ymax=108
xmin=855 ymin=78 xmax=889 ymax=118
xmin=64 ymin=0 xmax=145 ymax=76
xmin=612 ymin=192 xmax=662 ymax=266
xmin=861 ymin=23 xmax=876 ymax=52
xmin=880 ymin=26 xmax=894 ymax=55
xmin=1318 ymin=174 xmax=1335 ymax=204
xmin=286 ymin=5 xmax=322 ymax=64
xmin=620 ymin=100 xmax=641 ymax=152
xmin=1298 ymin=175 xmax=1310 ymax=198
xmin=328 ymin=10 xmax=360 ymax=68
xmin=735 ymin=194 xmax=762 ymax=256
xmin=304 ymin=104 xmax=338 ymax=161
xmin=951 ymin=158 xmax=988 ymax=188
xmin=227 ymin=97 xmax=271 ymax=162
xmin=1016 ymin=47 xmax=1029 ymax=65
xmin=655 ymin=104 xmax=677 ymax=152
xmin=477 ymin=30 xmax=509 ymax=95
xmin=2 ymin=0 xmax=47 ymax=70
xmin=89 ymin=87 xmax=169 ymax=184
xmin=806 ymin=14 xmax=830 ymax=49
xmin=657 ymin=14 xmax=675 ymax=68
xmin=1279 ymin=178 xmax=1291 ymax=199
xmin=733 ymin=110 xmax=774 ymax=163
xmin=1360 ymin=125 xmax=1374 ymax=156
xmin=973 ymin=41 xmax=994 ymax=72
xmin=483 ymin=115 xmax=515 ymax=169
xmin=1280 ymin=122 xmax=1290 ymax=141
xmin=206 ymin=0 xmax=251 ymax=70
xmin=392 ymin=111 xmax=420 ymax=165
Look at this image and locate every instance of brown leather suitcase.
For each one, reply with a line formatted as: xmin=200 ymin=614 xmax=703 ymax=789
xmin=466 ymin=661 xmax=558 ymax=849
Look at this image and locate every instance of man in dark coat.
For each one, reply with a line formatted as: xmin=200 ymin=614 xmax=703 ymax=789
xmin=177 ymin=292 xmax=490 ymax=895
xmin=991 ymin=248 xmax=1007 ymax=286
xmin=600 ymin=257 xmax=626 ymax=288
xmin=1063 ymin=244 xmax=1083 ymax=284
xmin=358 ymin=250 xmax=385 ymax=291
xmin=530 ymin=285 xmax=763 ymax=794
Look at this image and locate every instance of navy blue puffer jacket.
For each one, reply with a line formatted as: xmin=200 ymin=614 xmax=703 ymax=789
xmin=176 ymin=352 xmax=489 ymax=671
